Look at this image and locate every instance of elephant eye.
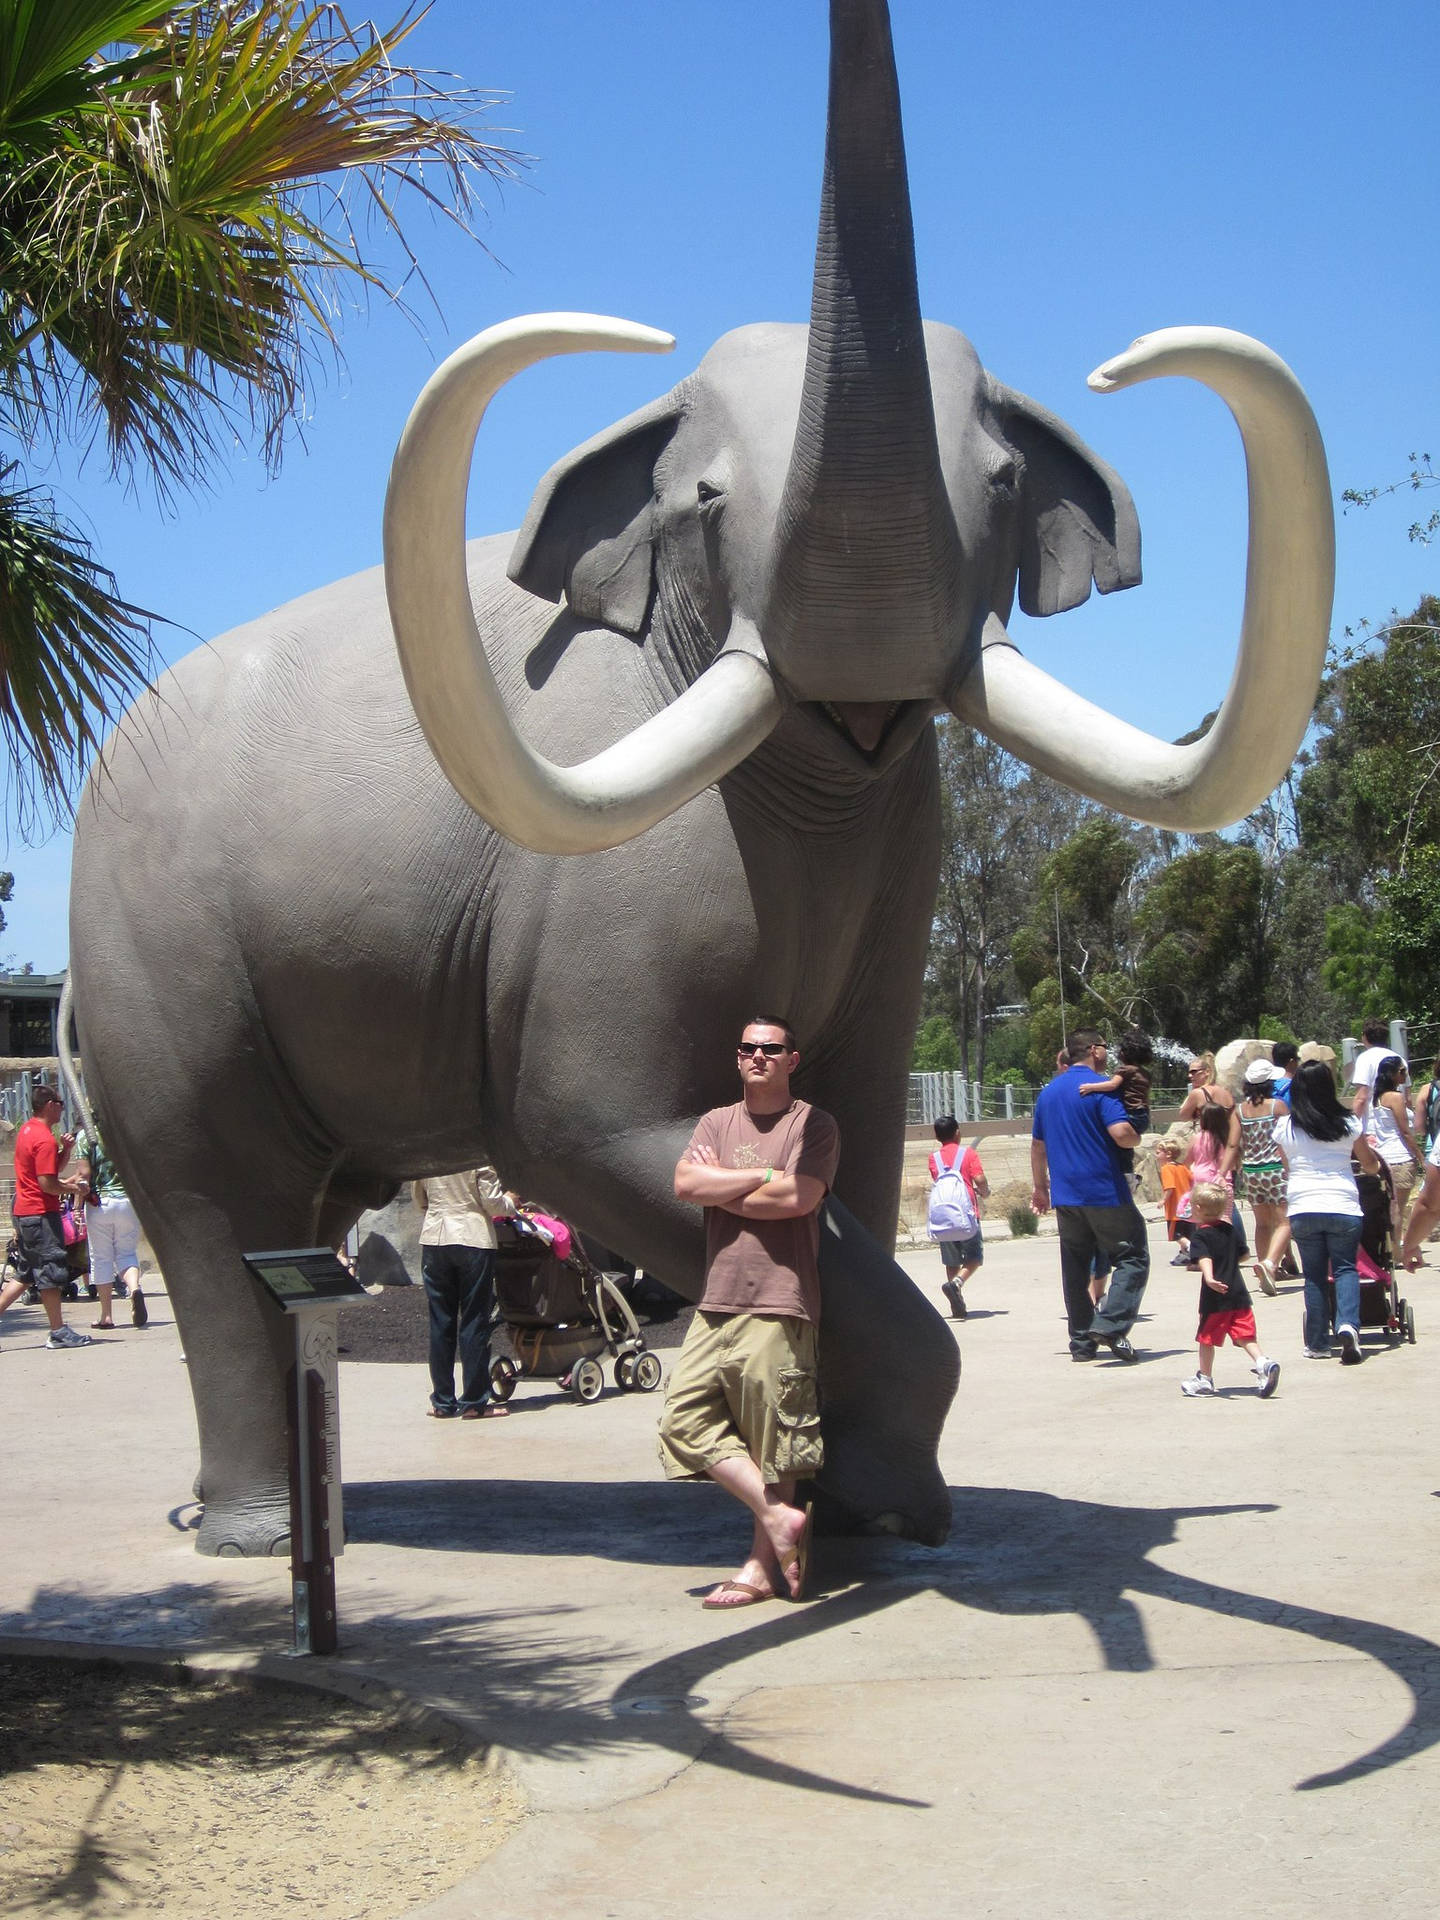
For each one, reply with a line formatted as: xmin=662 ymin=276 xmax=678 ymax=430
xmin=989 ymin=453 xmax=1019 ymax=495
xmin=696 ymin=478 xmax=726 ymax=508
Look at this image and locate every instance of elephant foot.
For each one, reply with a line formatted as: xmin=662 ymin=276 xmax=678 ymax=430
xmin=812 ymin=1433 xmax=954 ymax=1545
xmin=814 ymin=1198 xmax=961 ymax=1546
xmin=194 ymin=1493 xmax=292 ymax=1559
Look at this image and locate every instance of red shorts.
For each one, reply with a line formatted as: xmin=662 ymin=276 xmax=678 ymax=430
xmin=1197 ymin=1308 xmax=1257 ymax=1348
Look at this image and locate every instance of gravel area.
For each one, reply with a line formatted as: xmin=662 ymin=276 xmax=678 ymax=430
xmin=0 ymin=1656 xmax=524 ymax=1918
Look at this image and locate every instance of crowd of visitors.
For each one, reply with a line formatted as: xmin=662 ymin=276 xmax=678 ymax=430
xmin=1014 ymin=1015 xmax=1429 ymax=1388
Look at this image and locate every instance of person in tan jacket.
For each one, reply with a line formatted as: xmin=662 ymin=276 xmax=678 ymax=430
xmin=412 ymin=1164 xmax=515 ymax=1419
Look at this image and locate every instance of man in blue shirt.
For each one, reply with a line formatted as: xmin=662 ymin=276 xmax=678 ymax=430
xmin=1031 ymin=1028 xmax=1149 ymax=1361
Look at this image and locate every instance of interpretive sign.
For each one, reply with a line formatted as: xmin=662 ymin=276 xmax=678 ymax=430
xmin=243 ymin=1247 xmax=369 ymax=1654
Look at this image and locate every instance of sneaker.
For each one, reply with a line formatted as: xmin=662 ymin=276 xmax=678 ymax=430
xmin=1169 ymin=1249 xmax=1194 ymax=1268
xmin=1181 ymin=1372 xmax=1217 ymax=1396
xmin=940 ymin=1279 xmax=964 ymax=1319
xmin=1093 ymin=1332 xmax=1138 ymax=1362
xmin=1253 ymin=1358 xmax=1281 ymax=1398
xmin=1070 ymin=1338 xmax=1099 ymax=1362
xmin=46 ymin=1325 xmax=93 ymax=1350
xmin=1337 ymin=1325 xmax=1365 ymax=1366
xmin=1303 ymin=1346 xmax=1332 ymax=1359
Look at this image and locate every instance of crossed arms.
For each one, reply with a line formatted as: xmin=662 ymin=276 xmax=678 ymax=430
xmin=674 ymin=1142 xmax=826 ymax=1220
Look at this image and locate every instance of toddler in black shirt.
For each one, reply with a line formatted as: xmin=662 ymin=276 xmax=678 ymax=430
xmin=1182 ymin=1182 xmax=1280 ymax=1397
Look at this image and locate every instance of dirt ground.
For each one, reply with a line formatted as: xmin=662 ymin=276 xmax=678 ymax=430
xmin=0 ymin=1657 xmax=525 ymax=1918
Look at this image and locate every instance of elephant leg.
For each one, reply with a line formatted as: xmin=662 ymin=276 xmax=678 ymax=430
xmin=120 ymin=1107 xmax=335 ymax=1559
xmin=813 ymin=1197 xmax=959 ymax=1545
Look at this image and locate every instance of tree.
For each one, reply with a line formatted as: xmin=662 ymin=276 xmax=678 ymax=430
xmin=925 ymin=718 xmax=1084 ymax=1080
xmin=1295 ymin=596 xmax=1440 ymax=1031
xmin=1297 ymin=597 xmax=1440 ymax=883
xmin=910 ymin=1013 xmax=960 ymax=1073
xmin=1133 ymin=841 xmax=1265 ymax=1046
xmin=0 ymin=0 xmax=518 ymax=826
xmin=1342 ymin=455 xmax=1440 ymax=550
xmin=1012 ymin=815 xmax=1167 ymax=1070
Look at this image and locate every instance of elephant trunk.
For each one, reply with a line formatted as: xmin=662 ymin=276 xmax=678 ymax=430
xmin=768 ymin=0 xmax=961 ymax=706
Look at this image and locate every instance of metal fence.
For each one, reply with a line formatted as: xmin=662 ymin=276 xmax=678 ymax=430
xmin=906 ymin=1072 xmax=1188 ymax=1126
xmin=908 ymin=1073 xmax=1027 ymax=1124
xmin=0 ymin=1067 xmax=82 ymax=1131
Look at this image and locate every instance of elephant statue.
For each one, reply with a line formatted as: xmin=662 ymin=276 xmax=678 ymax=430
xmin=67 ymin=0 xmax=1332 ymax=1558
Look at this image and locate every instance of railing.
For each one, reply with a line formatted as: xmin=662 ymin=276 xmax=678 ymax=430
xmin=0 ymin=1066 xmax=83 ymax=1131
xmin=906 ymin=1073 xmax=1188 ymax=1126
xmin=0 ymin=1070 xmax=35 ymax=1128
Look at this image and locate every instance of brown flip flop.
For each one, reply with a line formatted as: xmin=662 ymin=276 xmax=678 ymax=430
xmin=461 ymin=1404 xmax=510 ymax=1419
xmin=701 ymin=1580 xmax=772 ymax=1610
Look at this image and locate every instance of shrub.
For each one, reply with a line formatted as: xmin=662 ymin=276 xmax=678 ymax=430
xmin=1007 ymin=1205 xmax=1039 ymax=1237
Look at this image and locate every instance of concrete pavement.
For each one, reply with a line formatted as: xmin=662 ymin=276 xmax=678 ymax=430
xmin=2 ymin=1220 xmax=1438 ymax=1917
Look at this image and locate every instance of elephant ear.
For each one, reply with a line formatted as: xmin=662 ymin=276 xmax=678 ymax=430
xmin=987 ymin=377 xmax=1142 ymax=618
xmin=508 ymin=393 xmax=683 ymax=637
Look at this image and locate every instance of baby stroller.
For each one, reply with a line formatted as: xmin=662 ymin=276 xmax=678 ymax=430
xmin=1346 ymin=1166 xmax=1416 ymax=1348
xmin=488 ymin=1211 xmax=663 ymax=1404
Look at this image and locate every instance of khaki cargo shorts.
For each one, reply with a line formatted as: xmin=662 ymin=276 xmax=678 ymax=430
xmin=657 ymin=1309 xmax=823 ymax=1485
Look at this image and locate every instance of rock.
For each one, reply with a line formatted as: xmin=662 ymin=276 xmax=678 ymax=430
xmin=353 ymin=1191 xmax=421 ymax=1287
xmin=1298 ymin=1041 xmax=1337 ymax=1068
xmin=1214 ymin=1038 xmax=1274 ymax=1095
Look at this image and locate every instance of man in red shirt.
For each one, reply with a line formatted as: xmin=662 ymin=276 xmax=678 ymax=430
xmin=661 ymin=1016 xmax=840 ymax=1609
xmin=9 ymin=1083 xmax=91 ymax=1349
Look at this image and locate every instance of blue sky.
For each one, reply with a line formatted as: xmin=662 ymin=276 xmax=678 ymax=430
xmin=7 ymin=0 xmax=1436 ymax=968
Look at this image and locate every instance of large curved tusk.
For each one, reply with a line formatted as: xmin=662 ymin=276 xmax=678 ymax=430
xmin=949 ymin=327 xmax=1333 ymax=832
xmin=383 ymin=314 xmax=783 ymax=855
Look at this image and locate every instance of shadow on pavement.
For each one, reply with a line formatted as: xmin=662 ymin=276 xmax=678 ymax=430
xmin=346 ymin=1478 xmax=1440 ymax=1794
xmin=12 ymin=1481 xmax=1437 ymax=1810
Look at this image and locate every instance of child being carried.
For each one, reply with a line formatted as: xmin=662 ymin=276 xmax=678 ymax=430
xmin=1079 ymin=1028 xmax=1153 ymax=1188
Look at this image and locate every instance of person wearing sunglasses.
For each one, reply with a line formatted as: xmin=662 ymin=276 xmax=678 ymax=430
xmin=660 ymin=1017 xmax=840 ymax=1610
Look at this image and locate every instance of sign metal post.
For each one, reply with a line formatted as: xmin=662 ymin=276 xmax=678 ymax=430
xmin=243 ymin=1248 xmax=370 ymax=1656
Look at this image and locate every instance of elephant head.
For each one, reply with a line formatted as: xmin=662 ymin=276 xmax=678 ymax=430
xmin=383 ymin=0 xmax=1332 ymax=853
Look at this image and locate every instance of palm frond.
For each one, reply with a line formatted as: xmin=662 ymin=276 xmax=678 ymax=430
xmin=0 ymin=465 xmax=156 ymax=831
xmin=0 ymin=2 xmax=523 ymax=822
xmin=1 ymin=2 xmax=523 ymax=490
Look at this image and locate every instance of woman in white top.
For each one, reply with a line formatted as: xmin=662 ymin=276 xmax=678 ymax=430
xmin=1366 ymin=1053 xmax=1424 ymax=1247
xmin=1272 ymin=1060 xmax=1381 ymax=1364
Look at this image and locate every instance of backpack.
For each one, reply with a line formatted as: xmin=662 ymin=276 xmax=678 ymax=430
xmin=927 ymin=1148 xmax=978 ymax=1241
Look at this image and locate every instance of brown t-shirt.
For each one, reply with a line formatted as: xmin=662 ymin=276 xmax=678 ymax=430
xmin=687 ymin=1099 xmax=841 ymax=1324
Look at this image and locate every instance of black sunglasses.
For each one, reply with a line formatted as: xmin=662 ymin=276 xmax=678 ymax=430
xmin=737 ymin=1041 xmax=789 ymax=1058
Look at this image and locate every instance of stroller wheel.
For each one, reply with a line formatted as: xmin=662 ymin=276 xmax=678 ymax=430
xmin=632 ymin=1351 xmax=662 ymax=1393
xmin=615 ymin=1352 xmax=637 ymax=1392
xmin=489 ymin=1356 xmax=518 ymax=1402
xmin=571 ymin=1357 xmax=604 ymax=1402
xmin=1403 ymin=1299 xmax=1417 ymax=1345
